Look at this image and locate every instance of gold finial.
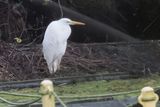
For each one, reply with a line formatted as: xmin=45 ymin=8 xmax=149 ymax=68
xmin=138 ymin=86 xmax=159 ymax=107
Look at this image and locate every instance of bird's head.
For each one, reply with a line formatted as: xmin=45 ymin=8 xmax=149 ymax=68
xmin=59 ymin=18 xmax=85 ymax=26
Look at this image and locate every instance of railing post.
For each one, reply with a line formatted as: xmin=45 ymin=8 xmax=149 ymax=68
xmin=138 ymin=86 xmax=159 ymax=107
xmin=40 ymin=79 xmax=55 ymax=107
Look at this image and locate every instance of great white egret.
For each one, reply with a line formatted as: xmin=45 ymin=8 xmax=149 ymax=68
xmin=42 ymin=18 xmax=85 ymax=74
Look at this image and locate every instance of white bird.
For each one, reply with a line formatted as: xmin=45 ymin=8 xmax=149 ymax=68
xmin=42 ymin=18 xmax=85 ymax=74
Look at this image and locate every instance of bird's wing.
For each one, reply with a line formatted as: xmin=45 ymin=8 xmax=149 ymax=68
xmin=42 ymin=23 xmax=58 ymax=65
xmin=42 ymin=21 xmax=71 ymax=65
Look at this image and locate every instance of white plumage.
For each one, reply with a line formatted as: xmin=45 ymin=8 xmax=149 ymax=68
xmin=42 ymin=18 xmax=85 ymax=74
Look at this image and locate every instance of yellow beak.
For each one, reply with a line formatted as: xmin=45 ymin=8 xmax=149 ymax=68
xmin=70 ymin=20 xmax=85 ymax=25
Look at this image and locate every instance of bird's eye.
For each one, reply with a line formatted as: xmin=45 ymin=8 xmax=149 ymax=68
xmin=66 ymin=21 xmax=70 ymax=23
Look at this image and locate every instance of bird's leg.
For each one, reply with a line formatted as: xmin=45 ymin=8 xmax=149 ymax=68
xmin=53 ymin=61 xmax=58 ymax=73
xmin=53 ymin=58 xmax=62 ymax=72
xmin=57 ymin=64 xmax=60 ymax=71
xmin=48 ymin=63 xmax=54 ymax=74
xmin=57 ymin=57 xmax=62 ymax=70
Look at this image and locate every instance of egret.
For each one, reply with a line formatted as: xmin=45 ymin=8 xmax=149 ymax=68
xmin=42 ymin=18 xmax=85 ymax=74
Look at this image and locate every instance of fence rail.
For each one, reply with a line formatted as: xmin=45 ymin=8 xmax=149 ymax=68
xmin=0 ymin=72 xmax=134 ymax=90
